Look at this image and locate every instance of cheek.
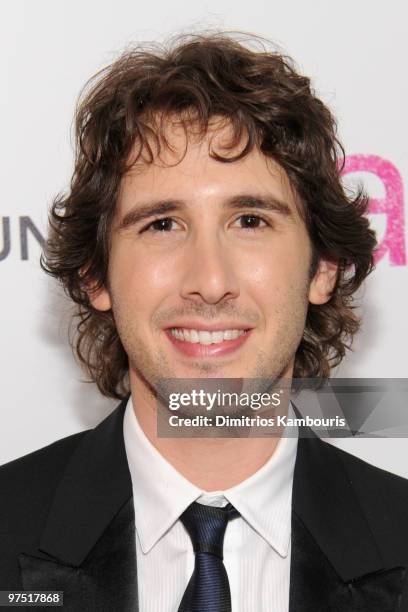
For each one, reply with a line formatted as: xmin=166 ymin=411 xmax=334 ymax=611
xmin=237 ymin=237 xmax=311 ymax=291
xmin=109 ymin=244 xmax=179 ymax=311
xmin=238 ymin=245 xmax=311 ymax=332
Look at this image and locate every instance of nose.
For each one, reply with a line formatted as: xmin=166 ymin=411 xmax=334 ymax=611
xmin=179 ymin=232 xmax=240 ymax=305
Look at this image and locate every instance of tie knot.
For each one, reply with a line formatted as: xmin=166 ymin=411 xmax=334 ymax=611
xmin=180 ymin=501 xmax=240 ymax=560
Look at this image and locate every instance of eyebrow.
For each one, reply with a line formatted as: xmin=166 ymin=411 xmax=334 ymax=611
xmin=116 ymin=193 xmax=294 ymax=231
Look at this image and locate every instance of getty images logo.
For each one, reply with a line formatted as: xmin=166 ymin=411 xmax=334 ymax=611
xmin=0 ymin=216 xmax=45 ymax=261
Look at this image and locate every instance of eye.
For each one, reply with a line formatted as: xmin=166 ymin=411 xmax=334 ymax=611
xmin=139 ymin=214 xmax=270 ymax=234
xmin=141 ymin=217 xmax=179 ymax=233
xmin=234 ymin=214 xmax=269 ymax=230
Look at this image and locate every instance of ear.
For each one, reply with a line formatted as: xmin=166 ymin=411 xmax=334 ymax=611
xmin=79 ymin=261 xmax=112 ymax=311
xmin=308 ymin=258 xmax=338 ymax=305
xmin=82 ymin=271 xmax=112 ymax=312
xmin=89 ymin=285 xmax=112 ymax=311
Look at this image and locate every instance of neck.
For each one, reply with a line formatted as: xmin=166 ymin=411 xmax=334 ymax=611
xmin=129 ymin=375 xmax=288 ymax=491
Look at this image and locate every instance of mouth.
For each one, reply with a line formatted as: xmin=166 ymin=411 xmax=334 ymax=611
xmin=164 ymin=326 xmax=253 ymax=358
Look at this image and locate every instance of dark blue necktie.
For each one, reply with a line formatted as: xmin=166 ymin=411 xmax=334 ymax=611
xmin=178 ymin=501 xmax=240 ymax=612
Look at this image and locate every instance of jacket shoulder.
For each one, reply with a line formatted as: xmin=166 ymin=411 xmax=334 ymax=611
xmin=0 ymin=430 xmax=89 ymax=490
xmin=328 ymin=440 xmax=408 ymax=499
xmin=0 ymin=431 xmax=89 ymax=552
xmin=327 ymin=441 xmax=408 ymax=563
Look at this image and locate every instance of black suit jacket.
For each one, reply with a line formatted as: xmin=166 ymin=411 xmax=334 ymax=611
xmin=1 ymin=397 xmax=408 ymax=611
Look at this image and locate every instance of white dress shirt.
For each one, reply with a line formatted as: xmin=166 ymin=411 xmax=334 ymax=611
xmin=123 ymin=396 xmax=298 ymax=612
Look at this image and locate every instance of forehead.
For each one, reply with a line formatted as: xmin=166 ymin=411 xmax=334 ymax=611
xmin=118 ymin=117 xmax=302 ymax=217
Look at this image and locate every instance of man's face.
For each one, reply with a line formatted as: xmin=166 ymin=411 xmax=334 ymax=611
xmin=91 ymin=120 xmax=335 ymax=395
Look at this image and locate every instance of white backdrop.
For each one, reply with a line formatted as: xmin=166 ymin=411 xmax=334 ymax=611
xmin=1 ymin=0 xmax=407 ymax=475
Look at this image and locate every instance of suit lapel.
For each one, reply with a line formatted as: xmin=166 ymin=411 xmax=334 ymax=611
xmin=19 ymin=398 xmax=138 ymax=611
xmin=289 ymin=429 xmax=406 ymax=611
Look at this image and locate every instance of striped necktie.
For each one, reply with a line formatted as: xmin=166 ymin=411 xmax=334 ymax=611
xmin=178 ymin=501 xmax=240 ymax=612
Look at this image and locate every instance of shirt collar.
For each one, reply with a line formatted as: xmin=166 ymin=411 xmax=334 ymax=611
xmin=123 ymin=396 xmax=298 ymax=557
xmin=223 ymin=409 xmax=298 ymax=557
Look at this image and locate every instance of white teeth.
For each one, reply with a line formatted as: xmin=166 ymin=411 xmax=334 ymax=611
xmin=199 ymin=331 xmax=213 ymax=345
xmin=212 ymin=331 xmax=225 ymax=343
xmin=169 ymin=328 xmax=247 ymax=344
xmin=190 ymin=330 xmax=199 ymax=343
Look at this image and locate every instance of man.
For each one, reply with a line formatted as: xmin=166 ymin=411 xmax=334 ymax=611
xmin=1 ymin=33 xmax=407 ymax=611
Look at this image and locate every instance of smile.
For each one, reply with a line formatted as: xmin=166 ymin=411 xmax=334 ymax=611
xmin=169 ymin=328 xmax=247 ymax=344
xmin=165 ymin=327 xmax=252 ymax=358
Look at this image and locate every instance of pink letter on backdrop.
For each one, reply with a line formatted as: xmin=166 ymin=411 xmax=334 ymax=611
xmin=342 ymin=155 xmax=406 ymax=265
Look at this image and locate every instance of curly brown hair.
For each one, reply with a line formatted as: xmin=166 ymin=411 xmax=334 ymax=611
xmin=41 ymin=33 xmax=377 ymax=399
